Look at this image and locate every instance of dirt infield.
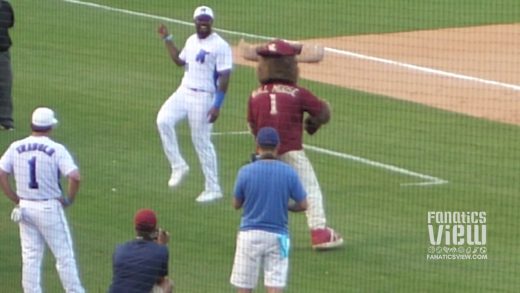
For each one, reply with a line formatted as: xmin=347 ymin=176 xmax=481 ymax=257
xmin=233 ymin=24 xmax=520 ymax=125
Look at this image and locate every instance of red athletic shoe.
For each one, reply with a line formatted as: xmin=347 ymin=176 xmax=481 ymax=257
xmin=311 ymin=227 xmax=344 ymax=250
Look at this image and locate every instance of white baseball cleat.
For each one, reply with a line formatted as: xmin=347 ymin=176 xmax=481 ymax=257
xmin=196 ymin=191 xmax=223 ymax=203
xmin=168 ymin=165 xmax=189 ymax=188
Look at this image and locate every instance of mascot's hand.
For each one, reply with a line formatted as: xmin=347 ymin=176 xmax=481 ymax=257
xmin=304 ymin=116 xmax=321 ymax=135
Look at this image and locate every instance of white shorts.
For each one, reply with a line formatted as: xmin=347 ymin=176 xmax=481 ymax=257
xmin=230 ymin=230 xmax=289 ymax=289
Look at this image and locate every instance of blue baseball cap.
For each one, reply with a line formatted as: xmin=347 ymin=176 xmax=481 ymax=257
xmin=256 ymin=127 xmax=280 ymax=147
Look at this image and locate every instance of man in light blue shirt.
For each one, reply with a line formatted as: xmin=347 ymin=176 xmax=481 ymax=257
xmin=230 ymin=127 xmax=308 ymax=293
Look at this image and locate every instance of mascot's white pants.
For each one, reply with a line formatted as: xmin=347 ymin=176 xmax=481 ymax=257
xmin=156 ymin=86 xmax=221 ymax=193
xmin=279 ymin=150 xmax=327 ymax=229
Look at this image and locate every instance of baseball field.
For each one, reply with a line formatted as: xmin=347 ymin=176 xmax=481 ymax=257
xmin=1 ymin=0 xmax=519 ymax=292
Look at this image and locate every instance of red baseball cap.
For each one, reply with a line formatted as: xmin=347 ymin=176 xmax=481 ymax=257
xmin=134 ymin=209 xmax=157 ymax=232
xmin=256 ymin=39 xmax=302 ymax=57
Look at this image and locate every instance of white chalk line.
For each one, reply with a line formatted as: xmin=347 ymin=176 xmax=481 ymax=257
xmin=303 ymin=145 xmax=447 ymax=186
xmin=63 ymin=0 xmax=448 ymax=186
xmin=212 ymin=131 xmax=251 ymax=136
xmin=326 ymin=48 xmax=520 ymax=91
xmin=63 ymin=0 xmax=520 ymax=92
xmin=213 ymin=131 xmax=447 ymax=186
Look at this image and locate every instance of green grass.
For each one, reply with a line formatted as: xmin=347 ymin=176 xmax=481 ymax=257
xmin=84 ymin=0 xmax=520 ymax=38
xmin=1 ymin=0 xmax=519 ymax=292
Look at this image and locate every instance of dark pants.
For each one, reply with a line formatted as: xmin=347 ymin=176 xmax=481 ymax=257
xmin=0 ymin=50 xmax=13 ymax=127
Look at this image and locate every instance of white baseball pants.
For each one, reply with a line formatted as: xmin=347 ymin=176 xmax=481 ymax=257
xmin=156 ymin=86 xmax=221 ymax=192
xmin=279 ymin=150 xmax=327 ymax=229
xmin=18 ymin=199 xmax=84 ymax=293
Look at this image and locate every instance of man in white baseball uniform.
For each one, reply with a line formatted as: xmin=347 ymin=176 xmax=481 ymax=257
xmin=156 ymin=6 xmax=232 ymax=203
xmin=0 ymin=107 xmax=85 ymax=293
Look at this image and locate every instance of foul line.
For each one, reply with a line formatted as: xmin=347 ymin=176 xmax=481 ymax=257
xmin=213 ymin=131 xmax=447 ymax=186
xmin=325 ymin=48 xmax=520 ymax=91
xmin=63 ymin=0 xmax=274 ymax=40
xmin=303 ymin=145 xmax=447 ymax=186
xmin=64 ymin=0 xmax=520 ymax=92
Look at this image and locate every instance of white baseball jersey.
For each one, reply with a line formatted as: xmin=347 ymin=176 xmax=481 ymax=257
xmin=179 ymin=32 xmax=233 ymax=92
xmin=1 ymin=135 xmax=85 ymax=292
xmin=0 ymin=135 xmax=78 ymax=200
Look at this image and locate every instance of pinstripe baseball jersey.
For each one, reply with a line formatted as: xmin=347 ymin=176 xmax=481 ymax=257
xmin=179 ymin=32 xmax=233 ymax=93
xmin=0 ymin=135 xmax=78 ymax=199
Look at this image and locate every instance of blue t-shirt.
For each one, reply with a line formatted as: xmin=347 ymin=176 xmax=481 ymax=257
xmin=233 ymin=159 xmax=307 ymax=235
xmin=109 ymin=239 xmax=169 ymax=293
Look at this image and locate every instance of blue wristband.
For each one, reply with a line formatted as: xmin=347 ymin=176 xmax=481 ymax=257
xmin=163 ymin=34 xmax=173 ymax=42
xmin=62 ymin=197 xmax=73 ymax=207
xmin=213 ymin=91 xmax=225 ymax=109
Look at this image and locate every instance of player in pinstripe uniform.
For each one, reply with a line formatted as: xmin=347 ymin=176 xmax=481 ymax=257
xmin=156 ymin=6 xmax=232 ymax=203
xmin=0 ymin=107 xmax=85 ymax=293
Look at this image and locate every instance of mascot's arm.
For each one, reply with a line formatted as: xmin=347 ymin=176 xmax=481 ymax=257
xmin=305 ymin=100 xmax=330 ymax=135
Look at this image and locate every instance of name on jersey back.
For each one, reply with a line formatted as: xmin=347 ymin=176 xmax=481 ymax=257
xmin=252 ymin=84 xmax=299 ymax=98
xmin=16 ymin=143 xmax=55 ymax=156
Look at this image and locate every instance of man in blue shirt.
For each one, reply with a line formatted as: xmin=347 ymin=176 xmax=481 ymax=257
xmin=230 ymin=127 xmax=308 ymax=293
xmin=109 ymin=209 xmax=173 ymax=293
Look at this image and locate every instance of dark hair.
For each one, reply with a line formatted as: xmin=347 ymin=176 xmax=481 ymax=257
xmin=258 ymin=144 xmax=277 ymax=151
xmin=257 ymin=56 xmax=299 ymax=84
xmin=31 ymin=124 xmax=53 ymax=133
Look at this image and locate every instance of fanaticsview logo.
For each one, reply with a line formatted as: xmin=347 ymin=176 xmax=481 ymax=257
xmin=426 ymin=211 xmax=487 ymax=260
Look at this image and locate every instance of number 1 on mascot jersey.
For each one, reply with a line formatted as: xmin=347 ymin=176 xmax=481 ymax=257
xmin=269 ymin=94 xmax=278 ymax=115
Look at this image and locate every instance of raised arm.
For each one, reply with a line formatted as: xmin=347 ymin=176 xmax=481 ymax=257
xmin=157 ymin=24 xmax=185 ymax=67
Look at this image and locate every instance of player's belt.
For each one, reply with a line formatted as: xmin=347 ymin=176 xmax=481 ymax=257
xmin=19 ymin=198 xmax=54 ymax=201
xmin=188 ymin=87 xmax=210 ymax=93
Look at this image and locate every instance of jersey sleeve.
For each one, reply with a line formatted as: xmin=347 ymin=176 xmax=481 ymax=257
xmin=179 ymin=38 xmax=189 ymax=62
xmin=299 ymin=87 xmax=324 ymax=117
xmin=179 ymin=49 xmax=186 ymax=62
xmin=216 ymin=42 xmax=233 ymax=73
xmin=56 ymin=145 xmax=78 ymax=176
xmin=0 ymin=144 xmax=14 ymax=173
